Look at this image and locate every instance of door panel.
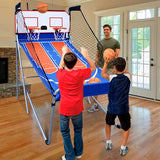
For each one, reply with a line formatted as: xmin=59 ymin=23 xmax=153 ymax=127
xmin=128 ymin=21 xmax=156 ymax=99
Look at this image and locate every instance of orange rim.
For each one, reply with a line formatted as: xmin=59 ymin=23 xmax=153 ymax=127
xmin=27 ymin=27 xmax=40 ymax=31
xmin=52 ymin=27 xmax=67 ymax=31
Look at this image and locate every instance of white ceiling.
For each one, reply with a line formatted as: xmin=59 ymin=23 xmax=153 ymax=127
xmin=35 ymin=0 xmax=93 ymax=6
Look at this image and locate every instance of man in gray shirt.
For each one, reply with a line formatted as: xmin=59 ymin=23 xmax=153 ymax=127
xmin=88 ymin=24 xmax=120 ymax=112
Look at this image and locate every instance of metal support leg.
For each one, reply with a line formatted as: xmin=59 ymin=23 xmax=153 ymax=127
xmin=91 ymin=96 xmax=107 ymax=113
xmin=87 ymin=96 xmax=91 ymax=104
xmin=16 ymin=35 xmax=29 ymax=114
xmin=45 ymin=98 xmax=56 ymax=145
xmin=46 ymin=89 xmax=59 ymax=145
xmin=27 ymin=91 xmax=47 ymax=141
xmin=16 ymin=41 xmax=19 ymax=100
xmin=26 ymin=89 xmax=59 ymax=144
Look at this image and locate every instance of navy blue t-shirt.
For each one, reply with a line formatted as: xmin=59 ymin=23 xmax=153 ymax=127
xmin=108 ymin=73 xmax=131 ymax=114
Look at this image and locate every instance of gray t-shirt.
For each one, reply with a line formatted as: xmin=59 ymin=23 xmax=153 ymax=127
xmin=97 ymin=37 xmax=120 ymax=68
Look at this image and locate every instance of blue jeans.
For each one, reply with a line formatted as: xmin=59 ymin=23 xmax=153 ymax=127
xmin=60 ymin=112 xmax=83 ymax=160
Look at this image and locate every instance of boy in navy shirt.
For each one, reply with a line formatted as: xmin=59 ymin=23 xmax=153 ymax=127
xmin=101 ymin=57 xmax=131 ymax=156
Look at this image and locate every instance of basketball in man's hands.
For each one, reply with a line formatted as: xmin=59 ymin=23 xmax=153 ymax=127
xmin=103 ymin=48 xmax=115 ymax=61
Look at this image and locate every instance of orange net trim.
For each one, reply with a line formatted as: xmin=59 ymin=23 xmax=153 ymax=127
xmin=27 ymin=27 xmax=41 ymax=31
xmin=52 ymin=27 xmax=67 ymax=31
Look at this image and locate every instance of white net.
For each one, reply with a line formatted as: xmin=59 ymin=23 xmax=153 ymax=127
xmin=70 ymin=11 xmax=98 ymax=62
xmin=27 ymin=32 xmax=40 ymax=41
xmin=70 ymin=10 xmax=108 ymax=104
xmin=53 ymin=32 xmax=66 ymax=41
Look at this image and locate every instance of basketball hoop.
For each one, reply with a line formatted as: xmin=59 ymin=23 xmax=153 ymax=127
xmin=27 ymin=27 xmax=40 ymax=41
xmin=52 ymin=27 xmax=67 ymax=41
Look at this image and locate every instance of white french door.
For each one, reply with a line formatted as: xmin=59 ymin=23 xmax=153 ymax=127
xmin=157 ymin=18 xmax=160 ymax=100
xmin=128 ymin=21 xmax=156 ymax=99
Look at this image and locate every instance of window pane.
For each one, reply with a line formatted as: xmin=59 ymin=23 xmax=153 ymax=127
xmin=144 ymin=77 xmax=150 ymax=89
xmin=132 ymin=75 xmax=138 ymax=83
xmin=100 ymin=15 xmax=120 ymax=41
xmin=113 ymin=25 xmax=119 ymax=34
xmin=114 ymin=15 xmax=120 ymax=24
xmin=132 ymin=28 xmax=138 ymax=39
xmin=158 ymin=8 xmax=160 ymax=17
xmin=137 ymin=10 xmax=145 ymax=19
xmin=146 ymin=9 xmax=154 ymax=18
xmin=144 ymin=40 xmax=150 ymax=51
xmin=132 ymin=63 xmax=138 ymax=74
xmin=138 ymin=64 xmax=143 ymax=76
xmin=130 ymin=12 xmax=136 ymax=20
xmin=138 ymin=28 xmax=144 ymax=39
xmin=129 ymin=8 xmax=154 ymax=20
xmin=144 ymin=65 xmax=149 ymax=76
xmin=144 ymin=51 xmax=150 ymax=64
xmin=101 ymin=17 xmax=105 ymax=26
xmin=137 ymin=40 xmax=144 ymax=52
xmin=106 ymin=16 xmax=113 ymax=25
xmin=131 ymin=27 xmax=151 ymax=89
xmin=138 ymin=76 xmax=144 ymax=88
xmin=132 ymin=40 xmax=138 ymax=52
xmin=113 ymin=34 xmax=119 ymax=40
xmin=144 ymin=27 xmax=150 ymax=40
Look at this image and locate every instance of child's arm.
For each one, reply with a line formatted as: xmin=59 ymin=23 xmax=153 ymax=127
xmin=101 ymin=59 xmax=110 ymax=80
xmin=81 ymin=47 xmax=96 ymax=72
xmin=59 ymin=45 xmax=68 ymax=69
xmin=124 ymin=68 xmax=132 ymax=79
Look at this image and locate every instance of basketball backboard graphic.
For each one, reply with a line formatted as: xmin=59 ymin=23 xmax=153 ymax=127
xmin=15 ymin=11 xmax=70 ymax=33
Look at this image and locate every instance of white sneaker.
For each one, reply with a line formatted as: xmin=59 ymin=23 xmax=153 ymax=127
xmin=62 ymin=155 xmax=66 ymax=160
xmin=76 ymin=155 xmax=82 ymax=159
xmin=106 ymin=142 xmax=112 ymax=150
xmin=120 ymin=146 xmax=129 ymax=156
xmin=87 ymin=103 xmax=100 ymax=113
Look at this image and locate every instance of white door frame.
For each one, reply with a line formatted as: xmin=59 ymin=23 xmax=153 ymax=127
xmin=128 ymin=20 xmax=156 ymax=99
xmin=157 ymin=18 xmax=160 ymax=100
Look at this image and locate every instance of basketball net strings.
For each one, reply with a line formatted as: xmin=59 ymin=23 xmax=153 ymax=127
xmin=19 ymin=11 xmax=55 ymax=96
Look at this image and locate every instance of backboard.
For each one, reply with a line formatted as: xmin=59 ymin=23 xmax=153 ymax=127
xmin=15 ymin=10 xmax=70 ymax=33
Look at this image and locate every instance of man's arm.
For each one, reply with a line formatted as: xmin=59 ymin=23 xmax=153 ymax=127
xmin=81 ymin=47 xmax=96 ymax=72
xmin=115 ymin=48 xmax=120 ymax=57
xmin=101 ymin=59 xmax=110 ymax=80
xmin=59 ymin=45 xmax=68 ymax=69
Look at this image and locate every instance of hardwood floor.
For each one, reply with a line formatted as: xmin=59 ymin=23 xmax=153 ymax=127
xmin=0 ymin=82 xmax=160 ymax=160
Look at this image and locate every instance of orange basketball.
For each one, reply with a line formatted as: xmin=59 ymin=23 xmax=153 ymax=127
xmin=88 ymin=77 xmax=101 ymax=83
xmin=103 ymin=48 xmax=115 ymax=60
xmin=37 ymin=2 xmax=48 ymax=13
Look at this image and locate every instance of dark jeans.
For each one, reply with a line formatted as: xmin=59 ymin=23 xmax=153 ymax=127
xmin=60 ymin=112 xmax=83 ymax=160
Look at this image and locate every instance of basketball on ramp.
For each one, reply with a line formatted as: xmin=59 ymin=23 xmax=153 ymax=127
xmin=89 ymin=77 xmax=101 ymax=83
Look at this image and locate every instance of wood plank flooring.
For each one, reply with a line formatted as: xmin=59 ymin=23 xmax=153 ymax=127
xmin=0 ymin=82 xmax=160 ymax=160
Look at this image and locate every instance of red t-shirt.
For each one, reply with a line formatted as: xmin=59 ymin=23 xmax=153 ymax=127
xmin=56 ymin=68 xmax=91 ymax=116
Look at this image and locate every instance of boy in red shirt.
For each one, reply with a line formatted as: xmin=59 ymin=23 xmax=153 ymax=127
xmin=56 ymin=46 xmax=96 ymax=160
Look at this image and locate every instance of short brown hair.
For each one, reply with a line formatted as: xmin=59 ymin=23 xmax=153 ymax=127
xmin=103 ymin=24 xmax=112 ymax=31
xmin=64 ymin=52 xmax=77 ymax=69
xmin=113 ymin=57 xmax=126 ymax=72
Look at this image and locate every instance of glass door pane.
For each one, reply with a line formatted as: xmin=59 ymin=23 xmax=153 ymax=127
xmin=131 ymin=27 xmax=150 ymax=89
